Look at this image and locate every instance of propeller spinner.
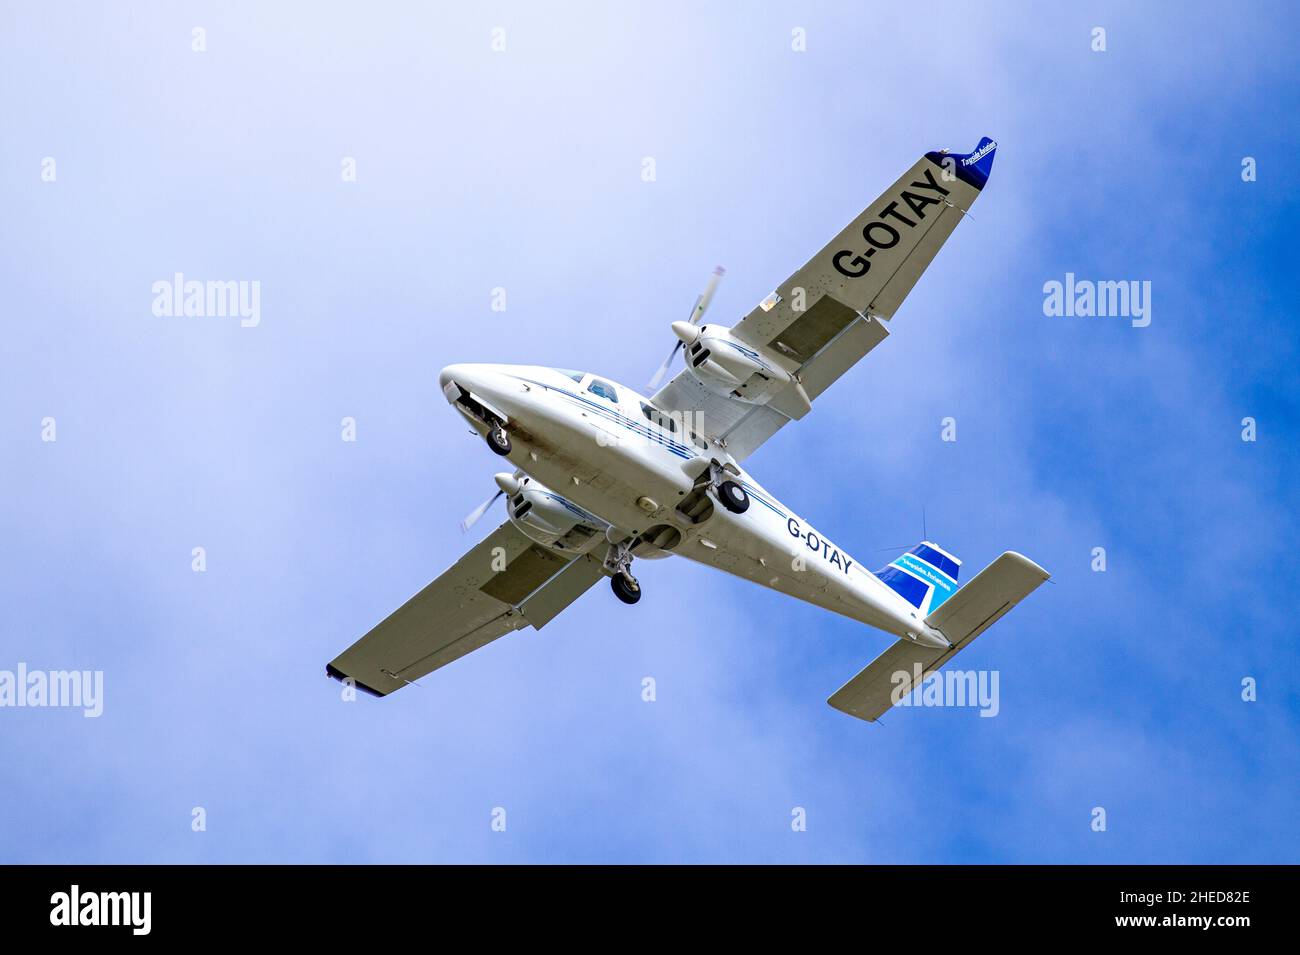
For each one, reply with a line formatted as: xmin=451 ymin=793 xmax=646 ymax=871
xmin=647 ymin=266 xmax=725 ymax=391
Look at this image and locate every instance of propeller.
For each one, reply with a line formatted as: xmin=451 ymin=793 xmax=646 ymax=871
xmin=459 ymin=490 xmax=502 ymax=533
xmin=647 ymin=266 xmax=725 ymax=390
xmin=459 ymin=473 xmax=523 ymax=532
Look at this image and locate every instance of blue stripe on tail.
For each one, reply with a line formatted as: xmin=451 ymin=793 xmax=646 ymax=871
xmin=875 ymin=541 xmax=962 ymax=614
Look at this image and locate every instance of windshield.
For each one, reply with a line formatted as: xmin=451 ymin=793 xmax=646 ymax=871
xmin=587 ymin=379 xmax=618 ymax=403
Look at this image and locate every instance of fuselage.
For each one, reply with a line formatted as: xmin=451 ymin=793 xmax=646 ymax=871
xmin=437 ymin=362 xmax=947 ymax=648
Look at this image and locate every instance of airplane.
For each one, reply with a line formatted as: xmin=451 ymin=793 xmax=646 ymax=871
xmin=326 ymin=136 xmax=1050 ymax=722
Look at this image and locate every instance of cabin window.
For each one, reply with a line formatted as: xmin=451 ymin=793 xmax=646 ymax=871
xmin=587 ymin=379 xmax=618 ymax=403
xmin=640 ymin=402 xmax=677 ymax=433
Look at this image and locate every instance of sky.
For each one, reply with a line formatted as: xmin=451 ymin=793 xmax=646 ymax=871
xmin=1 ymin=1 xmax=1297 ymax=864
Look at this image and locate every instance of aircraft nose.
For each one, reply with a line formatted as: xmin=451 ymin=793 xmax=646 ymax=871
xmin=439 ymin=364 xmax=517 ymax=412
xmin=439 ymin=363 xmax=477 ymax=398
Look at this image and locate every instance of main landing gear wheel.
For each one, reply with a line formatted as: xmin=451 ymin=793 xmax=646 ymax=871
xmin=611 ymin=573 xmax=641 ymax=605
xmin=717 ymin=480 xmax=750 ymax=514
xmin=486 ymin=424 xmax=512 ymax=456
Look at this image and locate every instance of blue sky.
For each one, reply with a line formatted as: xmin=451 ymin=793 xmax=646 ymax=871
xmin=2 ymin=1 xmax=1297 ymax=863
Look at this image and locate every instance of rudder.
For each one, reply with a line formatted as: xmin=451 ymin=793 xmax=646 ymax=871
xmin=874 ymin=541 xmax=962 ymax=617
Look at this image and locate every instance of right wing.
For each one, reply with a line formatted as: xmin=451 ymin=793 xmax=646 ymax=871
xmin=730 ymin=138 xmax=995 ymax=350
xmin=326 ymin=521 xmax=605 ymax=696
xmin=653 ymin=138 xmax=996 ymax=462
xmin=827 ymin=551 xmax=1047 ymax=722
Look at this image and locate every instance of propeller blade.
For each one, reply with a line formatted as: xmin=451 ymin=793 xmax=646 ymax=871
xmin=686 ymin=265 xmax=725 ymax=326
xmin=459 ymin=489 xmax=503 ymax=533
xmin=648 ymin=267 xmax=725 ymax=390
xmin=647 ymin=341 xmax=684 ymax=390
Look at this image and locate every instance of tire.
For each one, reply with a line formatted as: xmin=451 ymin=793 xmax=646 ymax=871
xmin=717 ymin=480 xmax=750 ymax=514
xmin=610 ymin=573 xmax=641 ymax=605
xmin=486 ymin=426 xmax=512 ymax=456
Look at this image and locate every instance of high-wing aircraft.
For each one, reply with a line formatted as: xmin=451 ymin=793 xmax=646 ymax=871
xmin=327 ymin=137 xmax=1049 ymax=722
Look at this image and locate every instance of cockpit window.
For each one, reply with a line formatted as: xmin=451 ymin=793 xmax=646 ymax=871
xmin=554 ymin=368 xmax=585 ymax=383
xmin=587 ymin=379 xmax=618 ymax=403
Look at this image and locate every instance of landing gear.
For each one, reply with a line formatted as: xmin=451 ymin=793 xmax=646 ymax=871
xmin=717 ymin=479 xmax=750 ymax=514
xmin=604 ymin=538 xmax=641 ymax=605
xmin=486 ymin=423 xmax=512 ymax=456
xmin=610 ymin=572 xmax=641 ymax=604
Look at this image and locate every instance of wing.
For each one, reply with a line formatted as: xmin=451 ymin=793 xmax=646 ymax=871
xmin=326 ymin=520 xmax=605 ymax=696
xmin=653 ymin=138 xmax=996 ymax=462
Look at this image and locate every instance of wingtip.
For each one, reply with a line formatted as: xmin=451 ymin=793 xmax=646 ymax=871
xmin=1001 ymin=550 xmax=1050 ymax=580
xmin=325 ymin=663 xmax=387 ymax=697
xmin=925 ymin=136 xmax=997 ymax=190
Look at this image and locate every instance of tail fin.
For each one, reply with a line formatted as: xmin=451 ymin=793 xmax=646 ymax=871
xmin=830 ymin=552 xmax=1048 ymax=723
xmin=873 ymin=541 xmax=962 ymax=617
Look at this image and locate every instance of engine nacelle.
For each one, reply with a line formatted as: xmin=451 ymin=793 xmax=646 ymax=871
xmin=673 ymin=322 xmax=809 ymax=414
xmin=501 ymin=474 xmax=607 ymax=551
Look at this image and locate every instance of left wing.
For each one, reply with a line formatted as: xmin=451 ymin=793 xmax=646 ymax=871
xmin=653 ymin=138 xmax=996 ymax=462
xmin=326 ymin=520 xmax=604 ymax=696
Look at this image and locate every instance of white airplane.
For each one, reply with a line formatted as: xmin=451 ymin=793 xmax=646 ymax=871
xmin=327 ymin=137 xmax=1049 ymax=722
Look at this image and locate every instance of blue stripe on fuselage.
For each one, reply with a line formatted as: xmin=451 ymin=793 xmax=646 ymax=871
xmin=514 ymin=376 xmax=695 ymax=459
xmin=738 ymin=480 xmax=786 ymax=519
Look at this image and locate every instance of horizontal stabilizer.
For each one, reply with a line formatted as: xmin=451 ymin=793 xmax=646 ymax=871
xmin=827 ymin=551 xmax=1047 ymax=722
xmin=927 ymin=551 xmax=1048 ymax=645
xmin=825 ymin=639 xmax=946 ymax=723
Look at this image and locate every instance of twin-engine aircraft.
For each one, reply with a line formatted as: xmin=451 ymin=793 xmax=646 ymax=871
xmin=327 ymin=137 xmax=1049 ymax=722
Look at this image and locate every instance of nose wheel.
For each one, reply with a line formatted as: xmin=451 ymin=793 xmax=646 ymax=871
xmin=604 ymin=538 xmax=641 ymax=605
xmin=486 ymin=423 xmax=512 ymax=456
